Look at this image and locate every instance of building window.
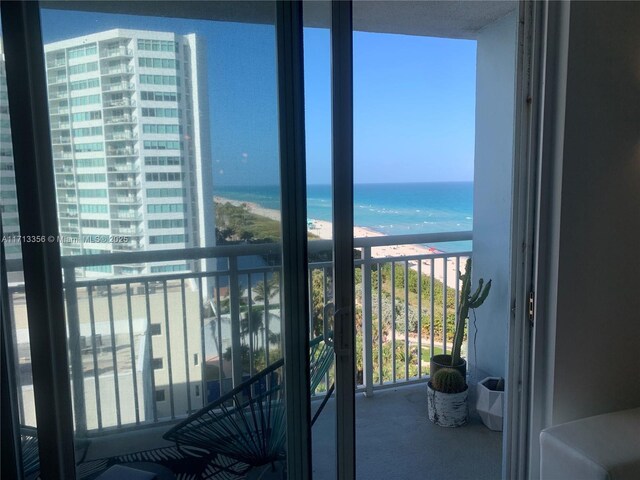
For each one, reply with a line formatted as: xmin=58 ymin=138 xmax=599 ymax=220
xmin=144 ymin=156 xmax=182 ymax=166
xmin=74 ymin=142 xmax=103 ymax=153
xmin=147 ymin=203 xmax=186 ymax=214
xmin=142 ymin=124 xmax=179 ymax=134
xmin=76 ymin=173 xmax=105 ymax=182
xmin=67 ymin=44 xmax=97 ymax=59
xmin=70 ymin=78 xmax=100 ymax=91
xmin=152 ymin=358 xmax=163 ymax=370
xmin=155 ymin=389 xmax=166 ymax=402
xmin=139 ymin=74 xmax=179 ymax=86
xmin=138 ymin=57 xmax=179 ymax=69
xmin=68 ymin=61 xmax=98 ymax=75
xmin=149 ymin=234 xmax=187 ymax=245
xmin=70 ymin=94 xmax=101 ymax=106
xmin=146 ymin=188 xmax=186 ymax=199
xmin=78 ymin=189 xmax=107 ymax=198
xmin=72 ymin=126 xmax=102 ymax=137
xmin=150 ymin=323 xmax=162 ymax=335
xmin=145 ymin=172 xmax=183 ymax=182
xmin=141 ymin=107 xmax=179 ymax=118
xmin=140 ymin=91 xmax=178 ymax=102
xmin=137 ymin=39 xmax=179 ymax=53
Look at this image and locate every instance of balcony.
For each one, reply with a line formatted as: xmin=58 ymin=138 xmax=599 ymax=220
xmin=104 ymin=115 xmax=137 ymax=125
xmin=105 ymin=132 xmax=137 ymax=141
xmin=5 ymin=231 xmax=502 ymax=478
xmin=47 ymin=59 xmax=66 ymax=69
xmin=104 ymin=99 xmax=136 ymax=108
xmin=48 ymin=76 xmax=67 ymax=85
xmin=107 ymin=147 xmax=138 ymax=157
xmin=107 ymin=163 xmax=139 ymax=173
xmin=111 ymin=195 xmax=139 ymax=204
xmin=100 ymin=47 xmax=133 ymax=59
xmin=102 ymin=82 xmax=135 ymax=92
xmin=102 ymin=65 xmax=134 ymax=76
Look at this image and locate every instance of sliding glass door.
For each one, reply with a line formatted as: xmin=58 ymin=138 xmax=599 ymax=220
xmin=1 ymin=1 xmax=314 ymax=478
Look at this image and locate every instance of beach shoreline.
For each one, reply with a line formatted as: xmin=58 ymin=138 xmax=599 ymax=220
xmin=215 ymin=196 xmax=465 ymax=288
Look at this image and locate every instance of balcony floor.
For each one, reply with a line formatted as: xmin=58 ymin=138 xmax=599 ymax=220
xmin=311 ymin=383 xmax=502 ymax=480
xmin=80 ymin=383 xmax=501 ymax=479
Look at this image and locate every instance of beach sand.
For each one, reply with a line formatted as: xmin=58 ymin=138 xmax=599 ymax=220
xmin=215 ymin=196 xmax=466 ymax=288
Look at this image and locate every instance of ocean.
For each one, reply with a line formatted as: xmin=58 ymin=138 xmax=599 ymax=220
xmin=215 ymin=182 xmax=473 ymax=252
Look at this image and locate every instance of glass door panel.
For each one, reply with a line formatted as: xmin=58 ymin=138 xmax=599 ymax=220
xmin=38 ymin=3 xmax=291 ymax=477
xmin=303 ymin=2 xmax=336 ymax=477
xmin=0 ymin=22 xmax=40 ymax=477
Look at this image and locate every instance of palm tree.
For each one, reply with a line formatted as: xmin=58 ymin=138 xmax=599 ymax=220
xmin=252 ymin=273 xmax=280 ymax=303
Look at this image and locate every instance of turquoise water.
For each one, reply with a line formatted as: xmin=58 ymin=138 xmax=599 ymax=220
xmin=215 ymin=182 xmax=473 ymax=252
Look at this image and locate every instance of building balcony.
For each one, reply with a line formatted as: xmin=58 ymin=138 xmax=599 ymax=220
xmin=102 ymin=65 xmax=135 ymax=76
xmin=47 ymin=76 xmax=67 ymax=85
xmin=102 ymin=82 xmax=135 ymax=93
xmin=46 ymin=60 xmax=66 ymax=69
xmin=111 ymin=196 xmax=140 ymax=204
xmin=104 ymin=99 xmax=136 ymax=109
xmin=105 ymin=132 xmax=137 ymax=141
xmin=100 ymin=47 xmax=133 ymax=59
xmin=49 ymin=106 xmax=70 ymax=116
xmin=107 ymin=164 xmax=139 ymax=173
xmin=104 ymin=115 xmax=137 ymax=125
xmin=106 ymin=147 xmax=139 ymax=156
xmin=111 ymin=211 xmax=141 ymax=220
xmin=48 ymin=91 xmax=68 ymax=100
xmin=50 ymin=122 xmax=71 ymax=130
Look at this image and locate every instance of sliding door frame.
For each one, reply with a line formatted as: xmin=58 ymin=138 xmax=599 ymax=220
xmin=1 ymin=2 xmax=77 ymax=478
xmin=276 ymin=1 xmax=313 ymax=478
xmin=331 ymin=1 xmax=356 ymax=479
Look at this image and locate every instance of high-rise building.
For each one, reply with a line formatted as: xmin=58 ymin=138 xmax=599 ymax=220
xmin=0 ymin=40 xmax=21 ymax=260
xmin=42 ymin=29 xmax=214 ymax=276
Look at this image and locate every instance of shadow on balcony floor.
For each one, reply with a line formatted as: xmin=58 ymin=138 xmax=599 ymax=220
xmin=312 ymin=383 xmax=502 ymax=480
xmin=79 ymin=383 xmax=501 ymax=479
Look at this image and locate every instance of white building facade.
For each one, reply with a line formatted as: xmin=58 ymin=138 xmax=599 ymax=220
xmin=44 ymin=29 xmax=215 ymax=276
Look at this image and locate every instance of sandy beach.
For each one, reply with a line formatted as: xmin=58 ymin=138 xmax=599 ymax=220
xmin=215 ymin=196 xmax=465 ymax=288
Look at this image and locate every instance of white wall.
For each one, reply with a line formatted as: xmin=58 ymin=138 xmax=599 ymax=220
xmin=469 ymin=11 xmax=517 ymax=382
xmin=547 ymin=1 xmax=640 ymax=424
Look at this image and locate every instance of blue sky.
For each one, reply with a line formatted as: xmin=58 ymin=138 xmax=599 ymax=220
xmin=40 ymin=9 xmax=476 ymax=186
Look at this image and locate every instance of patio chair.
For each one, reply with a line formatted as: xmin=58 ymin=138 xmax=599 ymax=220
xmin=74 ymin=334 xmax=334 ymax=479
xmin=20 ymin=425 xmax=39 ymax=478
xmin=162 ymin=332 xmax=335 ymax=474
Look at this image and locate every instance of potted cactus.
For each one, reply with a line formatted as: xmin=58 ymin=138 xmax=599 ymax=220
xmin=427 ymin=368 xmax=468 ymax=427
xmin=430 ymin=258 xmax=491 ymax=379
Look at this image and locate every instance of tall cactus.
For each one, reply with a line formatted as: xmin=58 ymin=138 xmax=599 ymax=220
xmin=450 ymin=258 xmax=492 ymax=366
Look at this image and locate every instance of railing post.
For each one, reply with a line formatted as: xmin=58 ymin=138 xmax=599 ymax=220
xmin=63 ymin=265 xmax=87 ymax=436
xmin=361 ymin=247 xmax=374 ymax=397
xmin=228 ymin=256 xmax=243 ymax=388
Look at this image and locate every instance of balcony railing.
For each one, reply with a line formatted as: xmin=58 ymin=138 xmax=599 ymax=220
xmin=102 ymin=82 xmax=135 ymax=92
xmin=100 ymin=47 xmax=133 ymax=59
xmin=105 ymin=116 xmax=137 ymax=125
xmin=7 ymin=231 xmax=471 ymax=437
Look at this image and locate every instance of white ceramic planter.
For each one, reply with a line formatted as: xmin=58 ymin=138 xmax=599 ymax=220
xmin=426 ymin=382 xmax=468 ymax=427
xmin=476 ymin=377 xmax=504 ymax=431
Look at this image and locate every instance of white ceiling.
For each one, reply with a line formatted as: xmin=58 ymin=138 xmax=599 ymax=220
xmin=44 ymin=0 xmax=517 ymax=39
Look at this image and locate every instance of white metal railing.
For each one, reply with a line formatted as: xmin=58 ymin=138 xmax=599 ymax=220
xmin=7 ymin=231 xmax=471 ymax=436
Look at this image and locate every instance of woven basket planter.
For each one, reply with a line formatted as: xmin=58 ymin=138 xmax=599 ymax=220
xmin=426 ymin=381 xmax=468 ymax=427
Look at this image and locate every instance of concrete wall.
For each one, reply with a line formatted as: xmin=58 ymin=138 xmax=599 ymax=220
xmin=547 ymin=1 xmax=640 ymax=425
xmin=469 ymin=11 xmax=517 ymax=382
